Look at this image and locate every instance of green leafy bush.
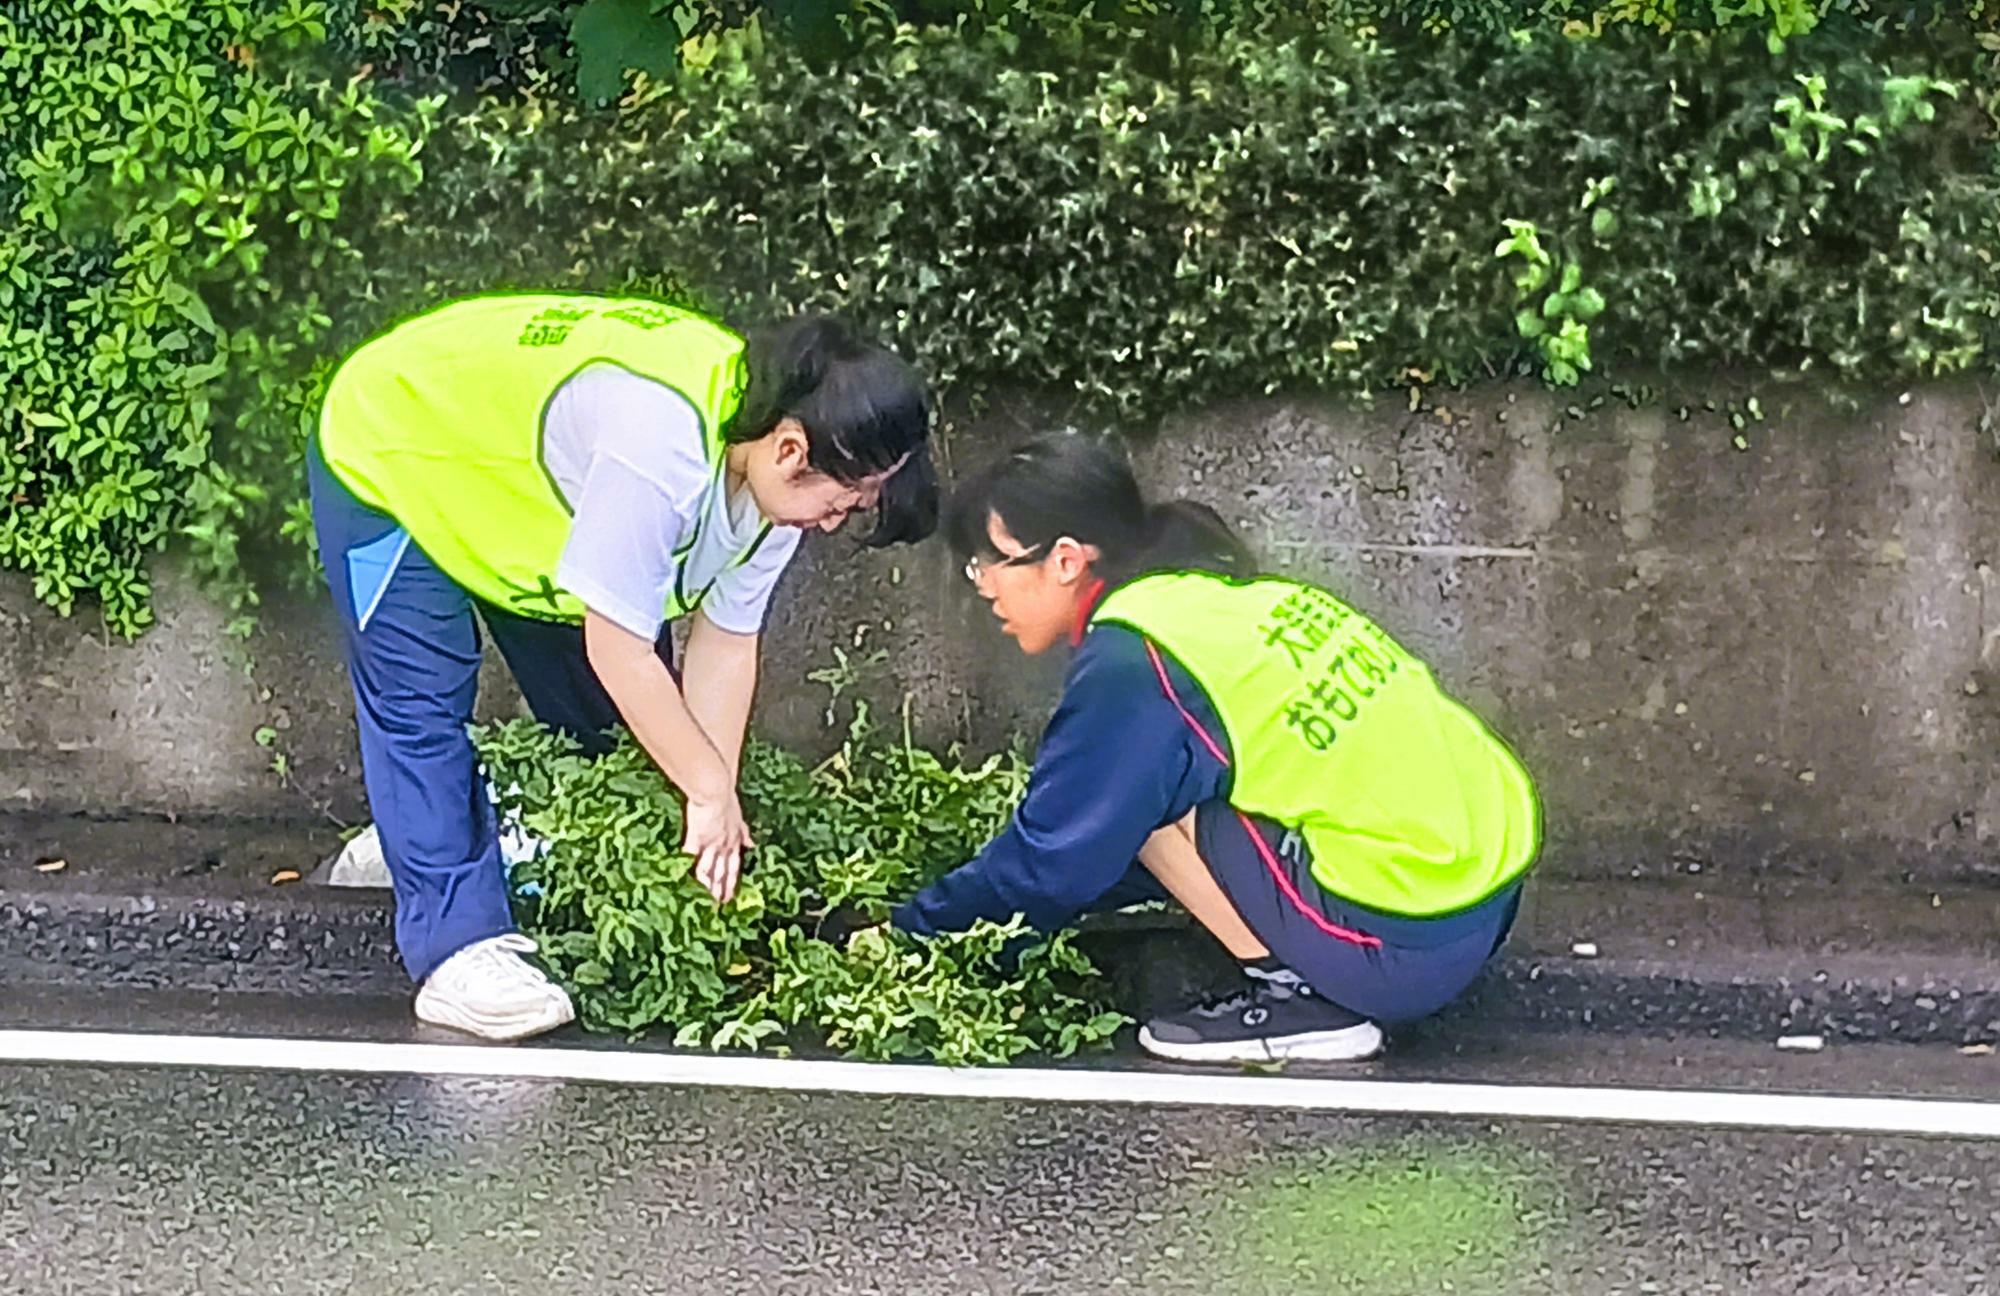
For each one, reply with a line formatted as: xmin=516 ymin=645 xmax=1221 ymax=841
xmin=6 ymin=5 xmax=1999 ymax=637
xmin=323 ymin=0 xmax=572 ymax=95
xmin=323 ymin=0 xmax=766 ymax=102
xmin=0 ymin=0 xmax=435 ymax=635
xmin=326 ymin=0 xmax=2000 ymax=109
xmin=474 ymin=697 xmax=1128 ymax=1064
xmin=399 ymin=21 xmax=1995 ymax=420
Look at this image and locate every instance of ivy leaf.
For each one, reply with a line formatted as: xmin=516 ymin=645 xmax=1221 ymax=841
xmin=168 ymin=287 xmax=216 ymax=334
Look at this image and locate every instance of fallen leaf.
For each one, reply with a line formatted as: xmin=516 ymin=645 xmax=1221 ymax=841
xmin=1961 ymin=1043 xmax=1995 ymax=1057
xmin=33 ymin=857 xmax=67 ymax=873
xmin=270 ymin=869 xmax=301 ymax=885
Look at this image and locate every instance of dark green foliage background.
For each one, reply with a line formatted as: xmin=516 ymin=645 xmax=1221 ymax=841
xmin=3 ymin=1 xmax=1998 ymax=634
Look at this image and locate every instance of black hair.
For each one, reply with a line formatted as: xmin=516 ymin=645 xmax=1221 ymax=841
xmin=730 ymin=314 xmax=937 ymax=546
xmin=944 ymin=434 xmax=1257 ymax=584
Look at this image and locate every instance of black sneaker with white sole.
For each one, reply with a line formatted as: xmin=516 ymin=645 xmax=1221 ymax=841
xmin=1137 ymin=966 xmax=1384 ymax=1064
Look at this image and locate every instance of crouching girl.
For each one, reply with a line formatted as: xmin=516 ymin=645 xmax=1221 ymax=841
xmin=890 ymin=437 xmax=1538 ymax=1063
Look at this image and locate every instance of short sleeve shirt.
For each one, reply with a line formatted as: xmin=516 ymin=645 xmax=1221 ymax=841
xmin=543 ymin=363 xmax=801 ymax=638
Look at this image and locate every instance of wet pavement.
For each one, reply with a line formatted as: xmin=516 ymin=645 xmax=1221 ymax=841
xmin=2 ymin=987 xmax=1998 ymax=1295
xmin=6 ymin=821 xmax=1999 ymax=1295
xmin=4 ymin=1054 xmax=1998 ymax=1295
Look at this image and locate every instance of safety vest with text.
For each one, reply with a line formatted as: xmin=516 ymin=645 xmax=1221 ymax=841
xmin=1092 ymin=570 xmax=1540 ymax=917
xmin=317 ymin=292 xmax=767 ymax=623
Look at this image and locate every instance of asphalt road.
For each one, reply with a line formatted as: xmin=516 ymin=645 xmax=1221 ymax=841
xmin=2 ymin=988 xmax=1997 ymax=1296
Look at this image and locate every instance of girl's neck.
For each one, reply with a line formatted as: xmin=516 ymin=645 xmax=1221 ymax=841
xmin=1068 ymin=576 xmax=1109 ymax=647
xmin=723 ymin=442 xmax=752 ymax=496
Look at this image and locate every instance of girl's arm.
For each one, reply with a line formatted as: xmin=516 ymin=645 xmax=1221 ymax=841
xmin=892 ymin=628 xmax=1229 ymax=937
xmin=585 ymin=609 xmax=751 ymax=903
xmin=682 ymin=608 xmax=760 ymax=777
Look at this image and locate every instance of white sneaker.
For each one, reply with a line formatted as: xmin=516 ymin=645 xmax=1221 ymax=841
xmin=414 ymin=933 xmax=576 ymax=1042
xmin=325 ymin=824 xmax=390 ymax=889
xmin=320 ymin=814 xmax=543 ymax=889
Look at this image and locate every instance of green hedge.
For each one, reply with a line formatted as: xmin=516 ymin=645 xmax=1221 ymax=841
xmin=352 ymin=18 xmax=2000 ymax=434
xmin=330 ymin=1 xmax=1996 ymax=106
xmin=3 ymin=4 xmax=1998 ymax=634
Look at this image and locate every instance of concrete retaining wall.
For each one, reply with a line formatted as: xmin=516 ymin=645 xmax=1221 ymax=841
xmin=7 ymin=377 xmax=1998 ymax=884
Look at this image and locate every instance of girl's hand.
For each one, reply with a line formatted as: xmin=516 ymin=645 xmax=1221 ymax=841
xmin=683 ymin=789 xmax=754 ymax=905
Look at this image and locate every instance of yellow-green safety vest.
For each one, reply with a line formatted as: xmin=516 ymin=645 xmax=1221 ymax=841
xmin=1093 ymin=571 xmax=1540 ymax=917
xmin=317 ymin=292 xmax=768 ymax=623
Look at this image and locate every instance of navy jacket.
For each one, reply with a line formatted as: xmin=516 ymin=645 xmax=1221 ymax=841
xmin=893 ymin=623 xmax=1228 ymax=937
xmin=891 ymin=608 xmax=1523 ymax=946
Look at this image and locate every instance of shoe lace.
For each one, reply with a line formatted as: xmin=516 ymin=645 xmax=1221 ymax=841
xmin=1189 ymin=985 xmax=1256 ymax=1020
xmin=1244 ymin=963 xmax=1317 ymax=997
xmin=455 ymin=933 xmax=553 ymax=989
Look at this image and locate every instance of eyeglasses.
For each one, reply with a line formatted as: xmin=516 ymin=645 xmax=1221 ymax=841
xmin=963 ymin=544 xmax=1047 ymax=584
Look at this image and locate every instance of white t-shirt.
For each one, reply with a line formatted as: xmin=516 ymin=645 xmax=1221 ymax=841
xmin=544 ymin=363 xmax=801 ymax=639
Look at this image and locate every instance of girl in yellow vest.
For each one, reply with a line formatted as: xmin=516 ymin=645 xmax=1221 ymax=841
xmin=881 ymin=436 xmax=1537 ymax=1063
xmin=308 ymin=293 xmax=934 ymax=1040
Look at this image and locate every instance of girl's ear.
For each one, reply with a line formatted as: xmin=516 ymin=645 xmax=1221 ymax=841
xmin=769 ymin=417 xmax=810 ymax=472
xmin=1049 ymin=536 xmax=1100 ymax=585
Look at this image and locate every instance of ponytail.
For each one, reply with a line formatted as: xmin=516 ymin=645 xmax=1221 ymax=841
xmin=1138 ymin=500 xmax=1258 ymax=581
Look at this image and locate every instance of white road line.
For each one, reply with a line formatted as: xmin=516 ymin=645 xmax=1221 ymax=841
xmin=0 ymin=1029 xmax=1995 ymax=1139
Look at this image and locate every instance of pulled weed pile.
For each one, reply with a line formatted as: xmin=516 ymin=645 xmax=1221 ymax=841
xmin=476 ymin=696 xmax=1126 ymax=1065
